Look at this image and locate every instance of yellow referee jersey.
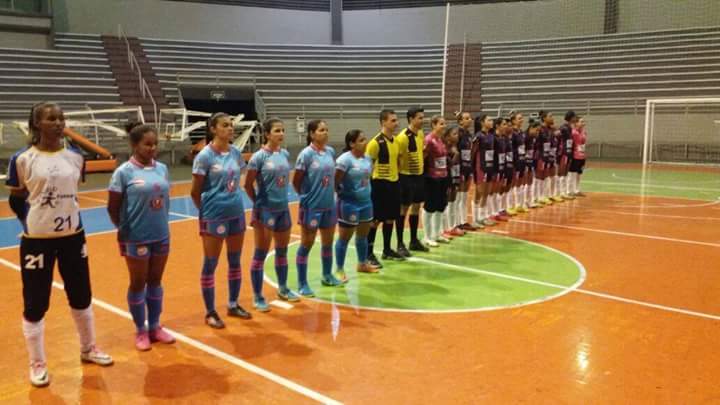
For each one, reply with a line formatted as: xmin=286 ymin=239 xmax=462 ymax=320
xmin=396 ymin=127 xmax=424 ymax=175
xmin=366 ymin=132 xmax=400 ymax=182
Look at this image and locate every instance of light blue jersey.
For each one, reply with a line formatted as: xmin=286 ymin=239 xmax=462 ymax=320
xmin=335 ymin=151 xmax=372 ymax=204
xmin=295 ymin=144 xmax=335 ymax=210
xmin=192 ymin=144 xmax=246 ymax=220
xmin=247 ymin=147 xmax=290 ymax=210
xmin=109 ymin=158 xmax=170 ymax=243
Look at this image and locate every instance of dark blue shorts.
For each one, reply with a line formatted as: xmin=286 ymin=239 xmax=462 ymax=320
xmin=298 ymin=207 xmax=337 ymax=230
xmin=337 ymin=199 xmax=373 ymax=226
xmin=120 ymin=238 xmax=170 ymax=259
xmin=200 ymin=216 xmax=246 ymax=238
xmin=252 ymin=208 xmax=292 ymax=232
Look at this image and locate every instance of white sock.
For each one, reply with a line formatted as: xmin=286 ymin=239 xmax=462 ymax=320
xmin=512 ymin=187 xmax=518 ymax=208
xmin=496 ymin=193 xmax=502 ymax=213
xmin=545 ymin=178 xmax=551 ymax=198
xmin=574 ymin=173 xmax=581 ymax=193
xmin=473 ymin=202 xmax=481 ymax=224
xmin=447 ymin=201 xmax=456 ymax=228
xmin=505 ymin=192 xmax=512 ymax=210
xmin=422 ymin=209 xmax=431 ymax=241
xmin=458 ymin=192 xmax=466 ymax=225
xmin=443 ymin=206 xmax=451 ymax=230
xmin=71 ymin=306 xmax=96 ymax=352
xmin=432 ymin=212 xmax=442 ymax=240
xmin=565 ymin=175 xmax=571 ymax=195
xmin=22 ymin=318 xmax=46 ymax=365
xmin=529 ymin=182 xmax=535 ymax=202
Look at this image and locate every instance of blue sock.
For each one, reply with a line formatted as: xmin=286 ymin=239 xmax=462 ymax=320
xmin=146 ymin=285 xmax=163 ymax=330
xmin=335 ymin=238 xmax=349 ymax=270
xmin=127 ymin=289 xmax=146 ymax=332
xmin=250 ymin=249 xmax=267 ymax=297
xmin=296 ymin=245 xmax=311 ymax=287
xmin=355 ymin=236 xmax=369 ymax=264
xmin=201 ymin=256 xmax=219 ymax=314
xmin=227 ymin=251 xmax=242 ymax=306
xmin=275 ymin=247 xmax=288 ymax=290
xmin=321 ymin=245 xmax=333 ymax=277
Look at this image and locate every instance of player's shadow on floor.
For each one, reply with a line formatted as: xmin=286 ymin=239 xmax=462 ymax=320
xmin=142 ymin=361 xmax=231 ymax=399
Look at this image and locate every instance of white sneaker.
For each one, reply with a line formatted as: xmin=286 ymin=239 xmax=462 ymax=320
xmin=435 ymin=236 xmax=450 ymax=244
xmin=80 ymin=346 xmax=114 ymax=366
xmin=29 ymin=361 xmax=49 ymax=387
xmin=423 ymin=238 xmax=439 ymax=247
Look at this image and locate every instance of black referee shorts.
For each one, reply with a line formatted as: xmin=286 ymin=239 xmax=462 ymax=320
xmin=569 ymin=158 xmax=586 ymax=174
xmin=371 ymin=179 xmax=401 ymax=222
xmin=21 ymin=231 xmax=92 ymax=322
xmin=400 ymin=174 xmax=425 ymax=206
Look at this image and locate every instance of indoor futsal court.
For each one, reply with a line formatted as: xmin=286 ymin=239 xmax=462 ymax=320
xmin=1 ymin=0 xmax=720 ymax=404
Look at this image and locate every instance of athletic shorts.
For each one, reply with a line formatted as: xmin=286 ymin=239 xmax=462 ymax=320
xmin=200 ymin=216 xmax=246 ymax=238
xmin=252 ymin=208 xmax=292 ymax=232
xmin=371 ymin=179 xmax=400 ymax=222
xmin=424 ymin=177 xmax=449 ymax=213
xmin=515 ymin=161 xmax=526 ymax=176
xmin=400 ymin=174 xmax=425 ymax=205
xmin=558 ymin=155 xmax=569 ymax=168
xmin=298 ymin=206 xmax=337 ymax=230
xmin=569 ymin=158 xmax=586 ymax=174
xmin=21 ymin=231 xmax=91 ymax=322
xmin=120 ymin=237 xmax=170 ymax=259
xmin=337 ymin=199 xmax=373 ymax=227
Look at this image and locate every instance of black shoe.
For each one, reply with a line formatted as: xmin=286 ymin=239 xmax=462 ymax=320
xmin=367 ymin=253 xmax=383 ymax=269
xmin=382 ymin=249 xmax=406 ymax=261
xmin=408 ymin=239 xmax=430 ymax=252
xmin=227 ymin=305 xmax=252 ymax=319
xmin=205 ymin=311 xmax=226 ymax=329
xmin=396 ymin=244 xmax=412 ymax=258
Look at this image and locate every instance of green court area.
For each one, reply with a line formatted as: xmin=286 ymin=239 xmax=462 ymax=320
xmin=266 ymin=233 xmax=585 ymax=312
xmin=582 ymin=165 xmax=720 ymax=201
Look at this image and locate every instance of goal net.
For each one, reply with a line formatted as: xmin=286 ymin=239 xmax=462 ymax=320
xmin=642 ymin=98 xmax=720 ymax=167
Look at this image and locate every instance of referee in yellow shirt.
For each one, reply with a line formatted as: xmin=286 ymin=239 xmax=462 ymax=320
xmin=365 ymin=109 xmax=404 ymax=268
xmin=395 ymin=107 xmax=429 ymax=255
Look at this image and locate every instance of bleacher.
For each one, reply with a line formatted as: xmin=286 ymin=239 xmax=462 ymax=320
xmin=136 ymin=37 xmax=444 ymax=120
xmin=0 ymin=36 xmax=122 ymax=122
xmin=479 ymin=26 xmax=720 ymax=116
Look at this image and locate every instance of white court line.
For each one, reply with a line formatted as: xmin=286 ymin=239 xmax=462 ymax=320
xmin=513 ymin=219 xmax=720 ymax=248
xmin=592 ymin=177 xmax=720 ymax=192
xmin=586 ymin=208 xmax=720 ymax=221
xmin=411 ymin=256 xmax=720 ymax=322
xmin=0 ymin=258 xmax=341 ymax=404
xmin=610 ymin=172 xmax=720 ymax=186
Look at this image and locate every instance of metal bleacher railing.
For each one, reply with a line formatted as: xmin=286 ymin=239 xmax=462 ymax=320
xmin=117 ymin=25 xmax=158 ymax=125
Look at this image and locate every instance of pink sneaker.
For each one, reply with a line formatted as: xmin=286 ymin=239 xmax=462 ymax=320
xmin=135 ymin=331 xmax=151 ymax=351
xmin=149 ymin=326 xmax=176 ymax=344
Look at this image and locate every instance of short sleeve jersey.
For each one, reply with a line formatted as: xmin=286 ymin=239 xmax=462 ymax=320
xmin=423 ymin=133 xmax=447 ymax=179
xmin=7 ymin=146 xmax=84 ymax=238
xmin=366 ymin=132 xmax=400 ymax=182
xmin=474 ymin=131 xmax=495 ymax=171
xmin=511 ymin=128 xmax=526 ymax=164
xmin=192 ymin=144 xmax=246 ymax=220
xmin=247 ymin=147 xmax=291 ymax=210
xmin=458 ymin=127 xmax=473 ymax=170
xmin=525 ymin=132 xmax=537 ymax=163
xmin=295 ymin=144 xmax=336 ymax=210
xmin=336 ymin=151 xmax=372 ymax=204
xmin=396 ymin=127 xmax=425 ymax=175
xmin=109 ymin=158 xmax=170 ymax=243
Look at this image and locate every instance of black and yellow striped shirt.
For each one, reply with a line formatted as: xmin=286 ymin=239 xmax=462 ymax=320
xmin=366 ymin=132 xmax=400 ymax=181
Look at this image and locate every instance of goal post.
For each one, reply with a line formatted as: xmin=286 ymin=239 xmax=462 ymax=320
xmin=642 ymin=97 xmax=720 ymax=167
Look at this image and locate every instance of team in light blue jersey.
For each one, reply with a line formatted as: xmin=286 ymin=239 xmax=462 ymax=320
xmin=247 ymin=146 xmax=292 ymax=231
xmin=109 ymin=157 xmax=170 ymax=256
xmin=192 ymin=143 xmax=247 ymax=237
xmin=335 ymin=150 xmax=373 ymax=226
xmin=295 ymin=143 xmax=337 ymax=230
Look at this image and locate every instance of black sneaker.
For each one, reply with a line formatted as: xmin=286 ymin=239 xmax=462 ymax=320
xmin=408 ymin=239 xmax=429 ymax=252
xmin=396 ymin=244 xmax=412 ymax=258
xmin=205 ymin=311 xmax=226 ymax=329
xmin=227 ymin=305 xmax=252 ymax=320
xmin=382 ymin=249 xmax=406 ymax=261
xmin=367 ymin=253 xmax=383 ymax=269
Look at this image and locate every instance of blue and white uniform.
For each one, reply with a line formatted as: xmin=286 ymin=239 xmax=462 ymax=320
xmin=247 ymin=146 xmax=292 ymax=232
xmin=109 ymin=157 xmax=170 ymax=258
xmin=192 ymin=144 xmax=247 ymax=238
xmin=335 ymin=151 xmax=373 ymax=226
xmin=295 ymin=144 xmax=337 ymax=230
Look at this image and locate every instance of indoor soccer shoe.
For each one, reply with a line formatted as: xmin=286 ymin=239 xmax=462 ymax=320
xmin=396 ymin=244 xmax=412 ymax=257
xmin=435 ymin=235 xmax=451 ymax=244
xmin=367 ymin=253 xmax=383 ymax=269
xmin=528 ymin=201 xmax=540 ymax=208
xmin=574 ymin=191 xmax=587 ymax=197
xmin=29 ymin=361 xmax=49 ymax=388
xmin=149 ymin=326 xmax=176 ymax=344
xmin=382 ymin=249 xmax=406 ymax=261
xmin=298 ymin=284 xmax=316 ymax=297
xmin=205 ymin=311 xmax=226 ymax=329
xmin=481 ymin=218 xmax=496 ymax=226
xmin=336 ymin=270 xmax=348 ymax=283
xmin=506 ymin=207 xmax=518 ymax=216
xmin=441 ymin=230 xmax=455 ymax=239
xmin=471 ymin=221 xmax=485 ymax=229
xmin=278 ymin=287 xmax=301 ymax=302
xmin=80 ymin=346 xmax=114 ymax=366
xmin=423 ymin=238 xmax=439 ymax=247
xmin=321 ymin=274 xmax=343 ymax=287
xmin=253 ymin=296 xmax=271 ymax=312
xmin=517 ymin=205 xmax=529 ymax=213
xmin=449 ymin=227 xmax=465 ymax=236
xmin=551 ymin=195 xmax=564 ymax=203
xmin=135 ymin=331 xmax=151 ymax=351
xmin=409 ymin=239 xmax=429 ymax=252
xmin=357 ymin=263 xmax=380 ymax=273
xmin=562 ymin=193 xmax=575 ymax=200
xmin=227 ymin=304 xmax=253 ymax=319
